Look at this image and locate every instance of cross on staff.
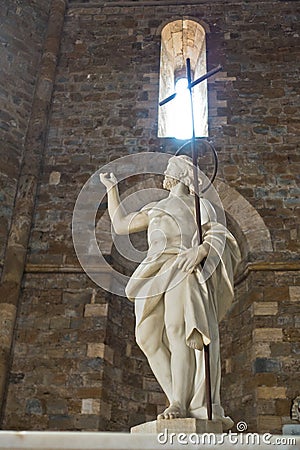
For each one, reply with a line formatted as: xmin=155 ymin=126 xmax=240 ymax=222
xmin=159 ymin=58 xmax=222 ymax=422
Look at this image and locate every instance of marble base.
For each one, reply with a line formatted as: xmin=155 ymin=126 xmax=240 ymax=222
xmin=0 ymin=431 xmax=299 ymax=449
xmin=131 ymin=418 xmax=223 ymax=434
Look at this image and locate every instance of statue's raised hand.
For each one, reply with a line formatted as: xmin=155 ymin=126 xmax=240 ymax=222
xmin=99 ymin=172 xmax=117 ymax=190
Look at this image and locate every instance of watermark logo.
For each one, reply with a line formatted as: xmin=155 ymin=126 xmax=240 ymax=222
xmin=72 ymin=152 xmax=227 ymax=296
xmin=157 ymin=422 xmax=297 ymax=446
xmin=236 ymin=421 xmax=248 ymax=432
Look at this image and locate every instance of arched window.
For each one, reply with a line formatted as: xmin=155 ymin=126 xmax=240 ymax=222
xmin=158 ymin=19 xmax=208 ymax=139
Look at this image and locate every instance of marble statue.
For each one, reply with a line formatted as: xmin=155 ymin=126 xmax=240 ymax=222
xmin=100 ymin=155 xmax=241 ymax=429
xmin=292 ymin=396 xmax=300 ymax=422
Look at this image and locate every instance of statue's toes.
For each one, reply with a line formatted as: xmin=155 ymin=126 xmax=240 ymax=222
xmin=157 ymin=404 xmax=183 ymax=420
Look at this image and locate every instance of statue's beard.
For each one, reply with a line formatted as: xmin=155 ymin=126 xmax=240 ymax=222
xmin=163 ymin=176 xmax=179 ymax=191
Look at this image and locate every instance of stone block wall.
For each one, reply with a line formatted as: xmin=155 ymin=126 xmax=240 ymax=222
xmin=1 ymin=0 xmax=299 ymax=434
xmin=221 ymin=269 xmax=300 ymax=434
xmin=3 ymin=273 xmax=109 ymax=430
xmin=0 ymin=0 xmax=67 ymax=424
xmin=102 ymin=294 xmax=166 ymax=431
xmin=0 ymin=0 xmax=51 ymax=267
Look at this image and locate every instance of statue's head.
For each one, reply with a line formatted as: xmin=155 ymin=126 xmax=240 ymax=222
xmin=163 ymin=155 xmax=202 ymax=194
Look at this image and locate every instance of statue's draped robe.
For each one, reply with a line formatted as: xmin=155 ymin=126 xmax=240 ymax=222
xmin=125 ymin=198 xmax=241 ymax=425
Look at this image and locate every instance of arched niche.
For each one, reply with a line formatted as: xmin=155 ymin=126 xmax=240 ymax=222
xmin=215 ymin=179 xmax=273 ymax=261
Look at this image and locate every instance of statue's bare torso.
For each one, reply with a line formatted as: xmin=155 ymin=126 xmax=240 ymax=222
xmin=146 ymin=195 xmax=197 ymax=254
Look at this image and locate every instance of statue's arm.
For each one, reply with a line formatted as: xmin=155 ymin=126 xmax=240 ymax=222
xmin=177 ymin=243 xmax=210 ymax=273
xmin=177 ymin=223 xmax=211 ymax=273
xmin=99 ymin=172 xmax=149 ymax=235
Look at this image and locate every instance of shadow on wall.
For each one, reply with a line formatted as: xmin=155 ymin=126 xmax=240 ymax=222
xmin=215 ymin=179 xmax=273 ymax=276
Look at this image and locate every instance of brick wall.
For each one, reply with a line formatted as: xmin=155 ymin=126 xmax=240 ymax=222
xmin=0 ymin=0 xmax=51 ymax=268
xmin=103 ymin=294 xmax=166 ymax=431
xmin=3 ymin=272 xmax=112 ymax=430
xmin=2 ymin=0 xmax=299 ymax=433
xmin=221 ymin=270 xmax=300 ymax=433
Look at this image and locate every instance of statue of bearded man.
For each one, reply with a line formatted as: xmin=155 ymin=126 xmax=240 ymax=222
xmin=100 ymin=155 xmax=241 ymax=429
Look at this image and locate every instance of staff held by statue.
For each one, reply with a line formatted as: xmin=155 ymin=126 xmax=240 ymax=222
xmin=159 ymin=58 xmax=222 ymax=421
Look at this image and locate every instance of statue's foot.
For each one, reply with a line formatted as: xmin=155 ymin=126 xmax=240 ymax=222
xmin=157 ymin=402 xmax=185 ymax=420
xmin=221 ymin=415 xmax=234 ymax=431
xmin=187 ymin=329 xmax=204 ymax=351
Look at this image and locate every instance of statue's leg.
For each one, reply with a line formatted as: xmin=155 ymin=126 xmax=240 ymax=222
xmin=135 ymin=300 xmax=173 ymax=404
xmin=163 ymin=281 xmax=196 ymax=417
xmin=188 ymin=319 xmax=223 ymax=419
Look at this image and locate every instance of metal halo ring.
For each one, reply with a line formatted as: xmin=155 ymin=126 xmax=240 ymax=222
xmin=175 ymin=139 xmax=218 ymax=193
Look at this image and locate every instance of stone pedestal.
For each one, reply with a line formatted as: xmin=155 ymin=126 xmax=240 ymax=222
xmin=131 ymin=418 xmax=223 ymax=434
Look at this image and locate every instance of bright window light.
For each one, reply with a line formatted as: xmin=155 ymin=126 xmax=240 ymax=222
xmin=172 ymin=78 xmax=193 ymax=140
xmin=158 ymin=20 xmax=208 ymax=138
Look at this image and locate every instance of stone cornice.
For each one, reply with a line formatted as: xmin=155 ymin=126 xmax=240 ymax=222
xmin=23 ymin=261 xmax=300 ymax=280
xmin=234 ymin=261 xmax=300 ymax=285
xmin=68 ymin=0 xmax=283 ymax=7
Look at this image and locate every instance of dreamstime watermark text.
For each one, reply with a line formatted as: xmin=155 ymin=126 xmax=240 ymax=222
xmin=157 ymin=422 xmax=297 ymax=446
